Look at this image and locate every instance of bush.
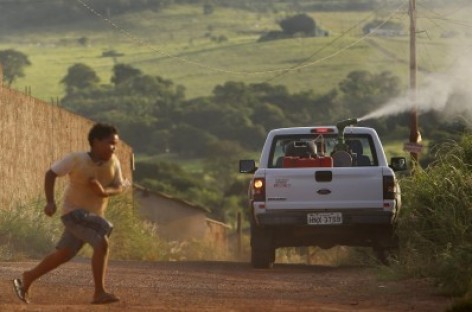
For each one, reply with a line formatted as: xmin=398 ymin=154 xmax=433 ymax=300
xmin=258 ymin=30 xmax=290 ymax=42
xmin=397 ymin=136 xmax=472 ymax=295
xmin=203 ymin=3 xmax=214 ymax=15
xmin=101 ymin=50 xmax=125 ymax=58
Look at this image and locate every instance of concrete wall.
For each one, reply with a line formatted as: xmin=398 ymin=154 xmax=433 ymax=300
xmin=134 ymin=187 xmax=230 ymax=249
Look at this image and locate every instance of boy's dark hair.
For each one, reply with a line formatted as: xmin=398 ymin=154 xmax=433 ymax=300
xmin=88 ymin=123 xmax=118 ymax=146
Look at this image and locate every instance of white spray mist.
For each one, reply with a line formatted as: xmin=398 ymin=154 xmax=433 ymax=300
xmin=358 ymin=57 xmax=472 ymax=127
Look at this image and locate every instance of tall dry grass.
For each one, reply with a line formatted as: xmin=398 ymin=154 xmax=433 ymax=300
xmin=397 ymin=136 xmax=472 ymax=296
xmin=0 ymin=194 xmax=230 ymax=262
xmin=0 ymin=198 xmax=61 ymax=260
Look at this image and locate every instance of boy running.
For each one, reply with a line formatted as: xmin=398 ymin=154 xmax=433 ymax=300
xmin=13 ymin=123 xmax=124 ymax=304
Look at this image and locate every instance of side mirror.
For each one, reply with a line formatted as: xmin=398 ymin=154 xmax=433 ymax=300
xmin=239 ymin=160 xmax=257 ymax=174
xmin=390 ymin=157 xmax=407 ymax=172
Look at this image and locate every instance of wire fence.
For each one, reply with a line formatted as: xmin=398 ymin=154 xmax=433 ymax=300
xmin=0 ymin=86 xmax=134 ymax=210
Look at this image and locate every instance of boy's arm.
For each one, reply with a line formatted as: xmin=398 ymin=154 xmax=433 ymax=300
xmin=44 ymin=169 xmax=58 ymax=216
xmin=89 ymin=180 xmax=123 ymax=198
xmin=90 ymin=178 xmax=123 ymax=197
xmin=105 ymin=158 xmax=124 ymax=197
xmin=89 ymin=157 xmax=124 ymax=198
xmin=104 ymin=184 xmax=124 ymax=197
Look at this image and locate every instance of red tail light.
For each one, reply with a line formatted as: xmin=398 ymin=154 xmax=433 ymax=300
xmin=383 ymin=176 xmax=396 ymax=200
xmin=311 ymin=127 xmax=335 ymax=134
xmin=252 ymin=178 xmax=266 ymax=202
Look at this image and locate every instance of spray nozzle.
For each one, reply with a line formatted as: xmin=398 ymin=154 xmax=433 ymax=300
xmin=336 ymin=118 xmax=358 ymax=133
xmin=334 ymin=118 xmax=358 ymax=153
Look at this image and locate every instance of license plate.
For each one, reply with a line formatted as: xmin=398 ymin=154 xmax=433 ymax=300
xmin=307 ymin=212 xmax=342 ymax=225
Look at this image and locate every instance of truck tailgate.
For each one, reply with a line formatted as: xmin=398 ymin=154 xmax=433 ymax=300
xmin=265 ymin=167 xmax=384 ymax=210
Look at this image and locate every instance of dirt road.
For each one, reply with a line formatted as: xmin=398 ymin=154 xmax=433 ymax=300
xmin=0 ymin=259 xmax=452 ymax=311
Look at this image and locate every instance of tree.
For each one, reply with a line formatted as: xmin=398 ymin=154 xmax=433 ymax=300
xmin=77 ymin=36 xmax=89 ymax=47
xmin=279 ymin=14 xmax=316 ymax=36
xmin=61 ymin=63 xmax=100 ymax=93
xmin=169 ymin=124 xmax=218 ymax=157
xmin=338 ymin=70 xmax=401 ymax=117
xmin=0 ymin=49 xmax=31 ymax=86
xmin=252 ymin=102 xmax=288 ymax=130
xmin=111 ymin=63 xmax=142 ymax=86
xmin=213 ymin=81 xmax=256 ymax=107
xmin=203 ymin=3 xmax=214 ymax=15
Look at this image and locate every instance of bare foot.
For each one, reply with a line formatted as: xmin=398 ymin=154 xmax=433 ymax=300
xmin=22 ymin=271 xmax=33 ymax=294
xmin=92 ymin=292 xmax=119 ymax=304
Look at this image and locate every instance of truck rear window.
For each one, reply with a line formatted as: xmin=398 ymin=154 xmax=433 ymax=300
xmin=268 ymin=134 xmax=378 ymax=168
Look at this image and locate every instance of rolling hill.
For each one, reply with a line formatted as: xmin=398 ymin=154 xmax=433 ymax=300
xmin=1 ymin=3 xmax=469 ymax=102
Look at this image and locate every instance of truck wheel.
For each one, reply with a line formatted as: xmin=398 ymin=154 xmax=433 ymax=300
xmin=251 ymin=245 xmax=275 ymax=269
xmin=250 ymin=225 xmax=275 ymax=269
xmin=373 ymin=246 xmax=389 ymax=265
xmin=373 ymin=226 xmax=399 ymax=265
xmin=373 ymin=242 xmax=398 ymax=266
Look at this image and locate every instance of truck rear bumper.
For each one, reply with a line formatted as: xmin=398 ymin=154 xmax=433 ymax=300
xmin=254 ymin=209 xmax=397 ymax=249
xmin=256 ymin=209 xmax=395 ymax=226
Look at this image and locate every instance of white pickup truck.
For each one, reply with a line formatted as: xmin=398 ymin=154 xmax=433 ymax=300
xmin=239 ymin=119 xmax=407 ymax=268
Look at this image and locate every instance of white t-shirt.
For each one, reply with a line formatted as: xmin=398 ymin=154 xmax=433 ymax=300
xmin=51 ymin=152 xmax=123 ymax=216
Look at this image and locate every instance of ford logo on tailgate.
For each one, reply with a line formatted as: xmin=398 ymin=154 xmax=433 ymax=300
xmin=317 ymin=189 xmax=331 ymax=195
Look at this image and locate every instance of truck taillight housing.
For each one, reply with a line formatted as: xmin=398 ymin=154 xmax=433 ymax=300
xmin=252 ymin=178 xmax=266 ymax=202
xmin=311 ymin=127 xmax=335 ymax=134
xmin=383 ymin=176 xmax=395 ymax=200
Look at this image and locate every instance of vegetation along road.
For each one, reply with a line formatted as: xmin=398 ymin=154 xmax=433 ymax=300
xmin=0 ymin=259 xmax=451 ymax=311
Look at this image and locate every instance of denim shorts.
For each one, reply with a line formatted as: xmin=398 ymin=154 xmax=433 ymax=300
xmin=57 ymin=209 xmax=113 ymax=255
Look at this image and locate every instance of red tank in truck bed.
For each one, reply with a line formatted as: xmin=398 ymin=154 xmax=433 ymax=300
xmin=282 ymin=156 xmax=333 ymax=168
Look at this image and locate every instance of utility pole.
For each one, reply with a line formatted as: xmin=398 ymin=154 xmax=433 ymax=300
xmin=408 ymin=0 xmax=421 ymax=162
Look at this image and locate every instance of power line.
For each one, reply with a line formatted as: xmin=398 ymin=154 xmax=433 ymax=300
xmin=76 ymin=0 xmax=406 ymax=76
xmin=263 ymin=11 xmax=379 ymax=83
xmin=269 ymin=3 xmax=408 ymax=71
xmin=416 ymin=0 xmax=472 ymax=18
xmin=265 ymin=2 xmax=409 ymax=83
xmin=417 ymin=2 xmax=472 ymax=28
xmin=412 ymin=2 xmax=472 ymax=78
xmin=425 ymin=17 xmax=472 ymax=29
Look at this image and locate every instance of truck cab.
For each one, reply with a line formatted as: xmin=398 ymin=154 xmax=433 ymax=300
xmin=240 ymin=124 xmax=407 ymax=268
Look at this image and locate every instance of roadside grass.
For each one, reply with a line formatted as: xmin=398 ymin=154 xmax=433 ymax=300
xmin=0 ymin=199 xmax=61 ymax=260
xmin=396 ymin=136 xmax=472 ymax=297
xmin=0 ymin=193 xmax=230 ymax=262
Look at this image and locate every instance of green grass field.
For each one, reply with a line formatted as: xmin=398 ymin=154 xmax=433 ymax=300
xmin=2 ymin=4 xmax=469 ymax=102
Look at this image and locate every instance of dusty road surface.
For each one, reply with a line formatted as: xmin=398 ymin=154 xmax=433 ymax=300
xmin=0 ymin=259 xmax=452 ymax=311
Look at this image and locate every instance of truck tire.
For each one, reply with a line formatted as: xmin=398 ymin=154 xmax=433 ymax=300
xmin=373 ymin=226 xmax=398 ymax=265
xmin=251 ymin=245 xmax=275 ymax=269
xmin=250 ymin=224 xmax=275 ymax=269
xmin=373 ymin=246 xmax=389 ymax=265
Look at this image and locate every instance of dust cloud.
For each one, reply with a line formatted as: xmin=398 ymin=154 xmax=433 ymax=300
xmin=358 ymin=57 xmax=472 ymax=127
